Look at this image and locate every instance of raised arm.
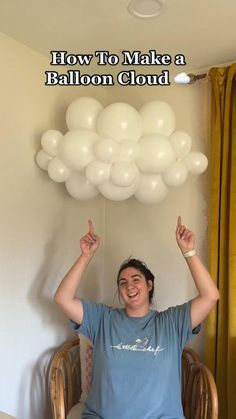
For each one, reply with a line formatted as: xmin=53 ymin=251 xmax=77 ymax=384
xmin=175 ymin=216 xmax=220 ymax=329
xmin=54 ymin=220 xmax=100 ymax=325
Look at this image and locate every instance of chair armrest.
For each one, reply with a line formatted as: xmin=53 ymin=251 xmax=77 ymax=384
xmin=49 ymin=339 xmax=81 ymax=419
xmin=182 ymin=347 xmax=218 ymax=419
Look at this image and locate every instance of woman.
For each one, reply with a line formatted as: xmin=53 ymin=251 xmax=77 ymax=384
xmin=54 ymin=217 xmax=219 ymax=419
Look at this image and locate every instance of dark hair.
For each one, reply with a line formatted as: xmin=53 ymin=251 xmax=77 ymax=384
xmin=117 ymin=258 xmax=155 ymax=303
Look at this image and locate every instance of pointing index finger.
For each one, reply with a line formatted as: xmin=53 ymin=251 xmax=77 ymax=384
xmin=177 ymin=215 xmax=182 ymax=228
xmin=88 ymin=219 xmax=94 ymax=234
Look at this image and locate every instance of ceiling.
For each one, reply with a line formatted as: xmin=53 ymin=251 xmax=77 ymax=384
xmin=1 ymin=0 xmax=236 ymax=72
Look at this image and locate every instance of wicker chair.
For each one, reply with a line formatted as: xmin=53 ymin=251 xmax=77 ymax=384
xmin=49 ymin=339 xmax=81 ymax=419
xmin=181 ymin=347 xmax=218 ymax=419
xmin=49 ymin=338 xmax=218 ymax=419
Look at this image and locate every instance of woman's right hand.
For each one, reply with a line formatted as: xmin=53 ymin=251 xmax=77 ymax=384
xmin=80 ymin=220 xmax=100 ymax=258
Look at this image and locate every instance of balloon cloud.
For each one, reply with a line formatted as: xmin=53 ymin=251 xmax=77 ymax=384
xmin=36 ymin=96 xmax=208 ymax=204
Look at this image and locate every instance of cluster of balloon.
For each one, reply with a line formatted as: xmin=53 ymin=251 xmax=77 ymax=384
xmin=36 ymin=97 xmax=208 ymax=204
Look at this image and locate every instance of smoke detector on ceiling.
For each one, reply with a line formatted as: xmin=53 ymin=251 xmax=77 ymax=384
xmin=127 ymin=0 xmax=165 ymax=19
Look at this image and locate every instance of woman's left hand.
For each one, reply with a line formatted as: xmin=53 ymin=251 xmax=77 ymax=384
xmin=175 ymin=216 xmax=195 ymax=254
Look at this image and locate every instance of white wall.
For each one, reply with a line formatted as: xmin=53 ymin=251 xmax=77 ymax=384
xmin=0 ymin=32 xmax=210 ymax=418
xmin=0 ymin=33 xmax=108 ymax=419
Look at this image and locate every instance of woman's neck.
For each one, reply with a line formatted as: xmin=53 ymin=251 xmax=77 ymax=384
xmin=125 ymin=305 xmax=150 ymax=317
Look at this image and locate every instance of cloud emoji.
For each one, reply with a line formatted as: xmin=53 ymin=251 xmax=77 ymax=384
xmin=174 ymin=72 xmax=191 ymax=84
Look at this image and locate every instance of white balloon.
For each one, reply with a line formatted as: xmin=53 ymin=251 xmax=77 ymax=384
xmin=41 ymin=130 xmax=63 ymax=156
xmin=136 ymin=135 xmax=175 ymax=174
xmin=65 ymin=173 xmax=99 ymax=200
xmin=94 ymin=138 xmax=119 ymax=163
xmin=59 ymin=129 xmax=98 ymax=171
xmin=35 ymin=149 xmax=53 ymax=170
xmin=66 ymin=97 xmax=103 ymax=130
xmin=184 ymin=152 xmax=208 ymax=174
xmin=48 ymin=157 xmax=71 ymax=182
xmin=170 ymin=131 xmax=192 ymax=158
xmin=139 ymin=101 xmax=176 ymax=136
xmin=86 ymin=161 xmax=111 ymax=185
xmin=97 ymin=103 xmax=142 ymax=142
xmin=99 ymin=179 xmax=139 ymax=201
xmin=118 ymin=140 xmax=140 ymax=162
xmin=110 ymin=162 xmax=139 ymax=187
xmin=163 ymin=161 xmax=188 ymax=187
xmin=135 ymin=174 xmax=169 ymax=204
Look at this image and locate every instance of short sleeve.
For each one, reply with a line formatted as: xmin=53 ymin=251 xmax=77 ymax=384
xmin=168 ymin=300 xmax=201 ymax=349
xmin=68 ymin=300 xmax=107 ymax=344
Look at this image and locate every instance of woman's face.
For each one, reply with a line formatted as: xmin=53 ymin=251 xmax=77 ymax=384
xmin=118 ymin=267 xmax=152 ymax=316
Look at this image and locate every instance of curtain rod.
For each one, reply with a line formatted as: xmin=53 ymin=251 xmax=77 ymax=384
xmin=186 ymin=62 xmax=235 ymax=83
xmin=187 ymin=73 xmax=207 ymax=84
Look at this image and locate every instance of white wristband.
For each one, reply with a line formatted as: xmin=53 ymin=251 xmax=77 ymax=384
xmin=183 ymin=249 xmax=196 ymax=258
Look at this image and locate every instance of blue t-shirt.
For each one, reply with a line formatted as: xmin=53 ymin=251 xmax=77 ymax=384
xmin=70 ymin=300 xmax=200 ymax=419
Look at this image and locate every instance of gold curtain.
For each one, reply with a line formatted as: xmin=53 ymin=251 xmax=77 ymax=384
xmin=205 ymin=64 xmax=236 ymax=419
